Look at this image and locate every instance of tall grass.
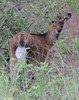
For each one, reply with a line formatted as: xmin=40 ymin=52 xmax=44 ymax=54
xmin=0 ymin=0 xmax=79 ymax=100
xmin=0 ymin=38 xmax=79 ymax=100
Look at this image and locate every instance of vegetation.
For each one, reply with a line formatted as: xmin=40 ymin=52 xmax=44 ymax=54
xmin=0 ymin=0 xmax=79 ymax=100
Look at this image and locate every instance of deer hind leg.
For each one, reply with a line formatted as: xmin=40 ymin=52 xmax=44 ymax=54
xmin=9 ymin=41 xmax=28 ymax=78
xmin=9 ymin=40 xmax=17 ymax=78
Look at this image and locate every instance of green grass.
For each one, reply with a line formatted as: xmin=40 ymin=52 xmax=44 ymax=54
xmin=0 ymin=0 xmax=79 ymax=100
xmin=0 ymin=38 xmax=79 ymax=100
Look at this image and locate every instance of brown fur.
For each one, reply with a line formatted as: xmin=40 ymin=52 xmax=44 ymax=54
xmin=9 ymin=13 xmax=72 ymax=77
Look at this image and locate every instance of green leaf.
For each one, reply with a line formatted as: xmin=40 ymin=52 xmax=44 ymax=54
xmin=10 ymin=58 xmax=16 ymax=61
xmin=49 ymin=22 xmax=51 ymax=26
xmin=29 ymin=3 xmax=34 ymax=9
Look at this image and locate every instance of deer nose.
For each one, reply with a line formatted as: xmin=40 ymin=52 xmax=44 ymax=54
xmin=57 ymin=28 xmax=62 ymax=33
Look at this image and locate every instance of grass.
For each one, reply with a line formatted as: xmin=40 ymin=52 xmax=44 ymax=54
xmin=0 ymin=0 xmax=79 ymax=100
xmin=0 ymin=38 xmax=79 ymax=100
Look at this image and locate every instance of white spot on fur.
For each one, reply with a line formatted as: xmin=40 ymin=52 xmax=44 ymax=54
xmin=15 ymin=46 xmax=27 ymax=63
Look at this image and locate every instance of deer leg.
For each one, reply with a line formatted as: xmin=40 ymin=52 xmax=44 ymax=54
xmin=9 ymin=40 xmax=17 ymax=78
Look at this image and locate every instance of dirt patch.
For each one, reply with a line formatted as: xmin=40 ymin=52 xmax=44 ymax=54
xmin=64 ymin=6 xmax=79 ymax=38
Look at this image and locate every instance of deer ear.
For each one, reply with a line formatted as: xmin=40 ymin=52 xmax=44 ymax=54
xmin=64 ymin=13 xmax=72 ymax=21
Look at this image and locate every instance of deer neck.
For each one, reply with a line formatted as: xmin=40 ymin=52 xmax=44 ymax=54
xmin=45 ymin=27 xmax=60 ymax=47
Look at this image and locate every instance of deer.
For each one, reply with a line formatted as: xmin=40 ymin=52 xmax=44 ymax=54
xmin=9 ymin=13 xmax=72 ymax=78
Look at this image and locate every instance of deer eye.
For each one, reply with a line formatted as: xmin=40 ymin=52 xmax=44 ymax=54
xmin=52 ymin=20 xmax=54 ymax=23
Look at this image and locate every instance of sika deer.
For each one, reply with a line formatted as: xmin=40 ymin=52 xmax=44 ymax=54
xmin=9 ymin=13 xmax=72 ymax=77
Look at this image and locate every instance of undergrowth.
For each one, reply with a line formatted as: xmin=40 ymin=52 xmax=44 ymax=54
xmin=0 ymin=38 xmax=79 ymax=100
xmin=0 ymin=0 xmax=79 ymax=100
